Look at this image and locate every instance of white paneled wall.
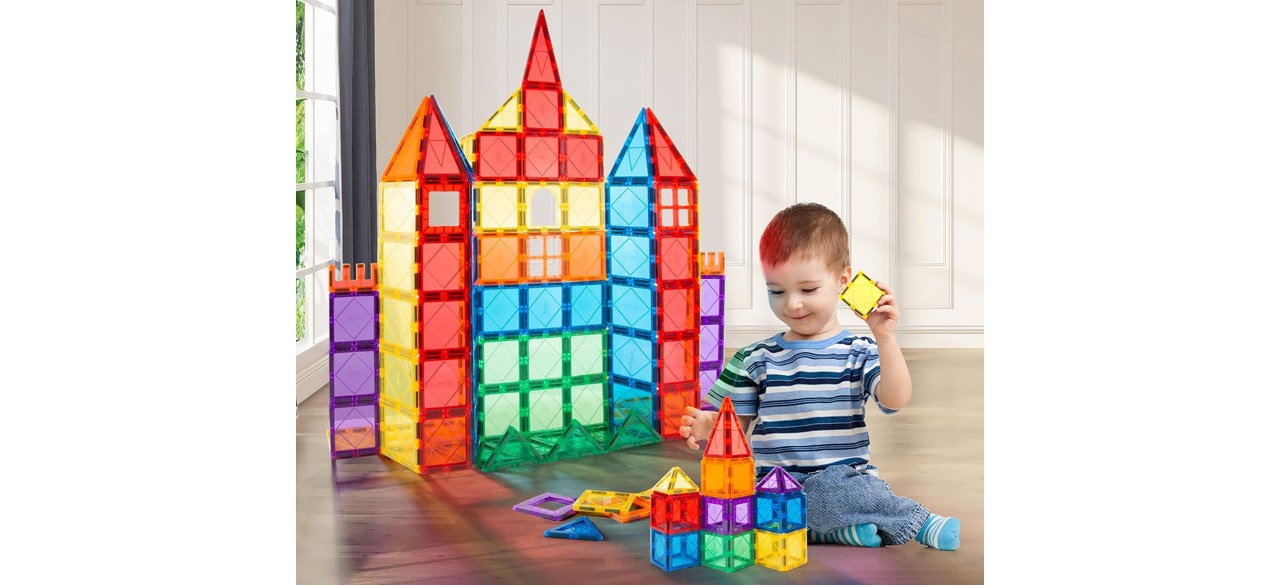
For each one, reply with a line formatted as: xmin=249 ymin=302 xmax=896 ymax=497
xmin=374 ymin=0 xmax=982 ymax=347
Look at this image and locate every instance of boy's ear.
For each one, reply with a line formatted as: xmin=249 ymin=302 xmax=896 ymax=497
xmin=840 ymin=266 xmax=853 ymax=286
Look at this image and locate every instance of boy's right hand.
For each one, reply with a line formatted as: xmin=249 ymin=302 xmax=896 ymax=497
xmin=678 ymin=406 xmax=716 ymax=451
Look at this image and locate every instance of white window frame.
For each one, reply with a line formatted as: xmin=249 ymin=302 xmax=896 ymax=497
xmin=297 ymin=0 xmax=342 ymax=365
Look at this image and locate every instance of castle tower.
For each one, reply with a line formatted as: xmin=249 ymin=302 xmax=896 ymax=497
xmin=753 ymin=467 xmax=808 ymax=571
xmin=466 ymin=10 xmax=618 ymax=471
xmin=648 ymin=467 xmax=702 ymax=571
xmin=329 ymin=263 xmax=380 ymax=459
xmin=377 ymin=95 xmax=473 ymax=474
xmin=605 ymin=107 xmax=701 ymax=440
xmin=699 ymin=397 xmax=756 ymax=572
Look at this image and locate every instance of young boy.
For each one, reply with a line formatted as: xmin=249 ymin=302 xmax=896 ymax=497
xmin=678 ymin=202 xmax=960 ymax=550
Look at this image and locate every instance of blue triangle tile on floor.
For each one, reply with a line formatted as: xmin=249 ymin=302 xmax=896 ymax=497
xmin=544 ymin=516 xmax=605 ymax=541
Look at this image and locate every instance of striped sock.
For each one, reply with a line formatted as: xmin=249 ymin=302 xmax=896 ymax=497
xmin=914 ymin=513 xmax=960 ymax=550
xmin=808 ymin=523 xmax=882 ymax=547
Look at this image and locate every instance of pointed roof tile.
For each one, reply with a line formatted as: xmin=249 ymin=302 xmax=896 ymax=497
xmin=704 ymin=396 xmax=752 ymax=459
xmin=650 ymin=466 xmax=700 ymax=495
xmin=755 ymin=466 xmax=804 ymax=493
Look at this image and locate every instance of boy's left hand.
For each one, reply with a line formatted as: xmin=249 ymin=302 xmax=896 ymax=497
xmin=862 ymin=282 xmax=899 ymax=338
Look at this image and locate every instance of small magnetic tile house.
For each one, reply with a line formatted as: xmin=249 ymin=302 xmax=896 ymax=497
xmin=351 ymin=10 xmax=726 ymax=474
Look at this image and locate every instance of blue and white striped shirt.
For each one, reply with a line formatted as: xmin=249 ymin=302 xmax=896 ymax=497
xmin=705 ymin=329 xmax=895 ymax=474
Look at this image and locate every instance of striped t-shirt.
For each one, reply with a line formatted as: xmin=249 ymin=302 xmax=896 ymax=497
xmin=705 ymin=329 xmax=896 ymax=474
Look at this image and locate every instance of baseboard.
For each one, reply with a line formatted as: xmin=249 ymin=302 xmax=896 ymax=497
xmin=725 ymin=325 xmax=983 ymax=349
xmin=296 ymin=344 xmax=329 ymax=405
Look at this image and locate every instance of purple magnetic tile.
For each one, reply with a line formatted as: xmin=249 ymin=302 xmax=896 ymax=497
xmin=332 ymin=350 xmax=378 ymax=398
xmin=701 ymin=495 xmax=754 ymax=535
xmin=699 ymin=324 xmax=721 ymax=363
xmin=331 ymin=402 xmax=379 ymax=458
xmin=332 ymin=294 xmax=377 ymax=343
xmin=699 ymin=369 xmax=718 ymax=403
xmin=514 ymin=492 xmax=578 ymax=521
xmin=700 ymin=276 xmax=723 ymax=317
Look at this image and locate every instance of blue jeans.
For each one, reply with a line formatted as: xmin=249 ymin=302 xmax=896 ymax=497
xmin=783 ymin=465 xmax=931 ymax=546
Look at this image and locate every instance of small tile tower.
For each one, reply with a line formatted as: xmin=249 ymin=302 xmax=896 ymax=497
xmin=754 ymin=467 xmax=808 ymax=571
xmin=329 ymin=263 xmax=380 ymax=459
xmin=699 ymin=397 xmax=756 ymax=572
xmin=648 ymin=467 xmax=702 ymax=571
xmin=697 ymin=252 xmax=726 ymax=403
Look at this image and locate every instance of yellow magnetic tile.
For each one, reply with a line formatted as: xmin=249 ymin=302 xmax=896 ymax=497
xmin=379 ymin=239 xmax=416 ymax=292
xmin=650 ymin=466 xmax=700 ymax=495
xmin=482 ymin=90 xmax=522 ymax=131
xmin=566 ymin=185 xmax=602 ymax=227
xmin=563 ymin=93 xmax=599 ymax=134
xmin=478 ymin=183 xmax=519 ymax=230
xmin=379 ymin=182 xmax=417 ymax=235
xmin=839 ymin=271 xmax=886 ymax=319
xmin=380 ymin=294 xmax=418 ymax=350
xmin=380 ymin=349 xmax=419 ymax=408
xmin=754 ymin=528 xmax=808 ymax=572
xmin=573 ymin=490 xmax=637 ymax=516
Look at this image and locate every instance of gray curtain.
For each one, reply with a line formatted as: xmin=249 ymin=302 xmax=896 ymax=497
xmin=338 ymin=0 xmax=377 ymax=265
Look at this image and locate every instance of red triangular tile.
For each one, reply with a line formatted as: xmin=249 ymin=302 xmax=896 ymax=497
xmin=647 ymin=109 xmax=694 ymax=180
xmin=704 ymin=396 xmax=751 ymax=458
xmin=522 ymin=10 xmax=561 ymax=86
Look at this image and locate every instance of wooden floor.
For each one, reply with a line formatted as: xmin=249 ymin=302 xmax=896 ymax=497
xmin=297 ymin=349 xmax=983 ymax=585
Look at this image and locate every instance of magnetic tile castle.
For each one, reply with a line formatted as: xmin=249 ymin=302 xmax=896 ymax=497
xmin=330 ymin=10 xmax=728 ymax=472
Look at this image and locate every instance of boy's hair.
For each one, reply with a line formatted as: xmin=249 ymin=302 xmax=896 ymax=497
xmin=759 ymin=202 xmax=850 ymax=273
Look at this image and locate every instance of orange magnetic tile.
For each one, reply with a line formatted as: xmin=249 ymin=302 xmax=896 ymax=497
xmin=660 ymin=387 xmax=698 ymax=439
xmin=383 ymin=98 xmax=430 ymax=181
xmin=700 ymin=457 xmax=756 ymax=499
xmin=330 ymin=263 xmax=378 ymax=293
xmin=477 ymin=235 xmax=521 ymax=284
xmin=699 ymin=252 xmax=725 ymax=275
xmin=420 ymin=414 xmax=469 ymax=470
xmin=566 ymin=232 xmax=605 ymax=280
xmin=609 ymin=496 xmax=651 ymax=523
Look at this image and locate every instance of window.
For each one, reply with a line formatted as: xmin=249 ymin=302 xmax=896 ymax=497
xmin=296 ymin=0 xmax=341 ymax=353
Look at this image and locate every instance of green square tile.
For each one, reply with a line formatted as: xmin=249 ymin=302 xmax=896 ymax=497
xmin=570 ymin=332 xmax=604 ymax=376
xmin=481 ymin=339 xmax=521 ymax=385
xmin=701 ymin=531 xmax=754 ymax=573
xmin=528 ymin=336 xmax=564 ymax=382
xmin=527 ymin=387 xmax=566 ymax=433
xmin=569 ymin=383 xmax=605 ymax=427
xmin=480 ymin=392 xmax=520 ymax=439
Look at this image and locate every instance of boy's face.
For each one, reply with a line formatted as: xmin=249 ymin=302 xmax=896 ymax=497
xmin=762 ymin=255 xmax=853 ymax=340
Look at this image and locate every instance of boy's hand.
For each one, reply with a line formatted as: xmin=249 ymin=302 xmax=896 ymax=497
xmin=862 ymin=281 xmax=899 ymax=338
xmin=678 ymin=406 xmax=716 ymax=450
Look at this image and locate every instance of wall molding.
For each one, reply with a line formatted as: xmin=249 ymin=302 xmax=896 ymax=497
xmin=296 ymin=346 xmax=329 ymax=405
